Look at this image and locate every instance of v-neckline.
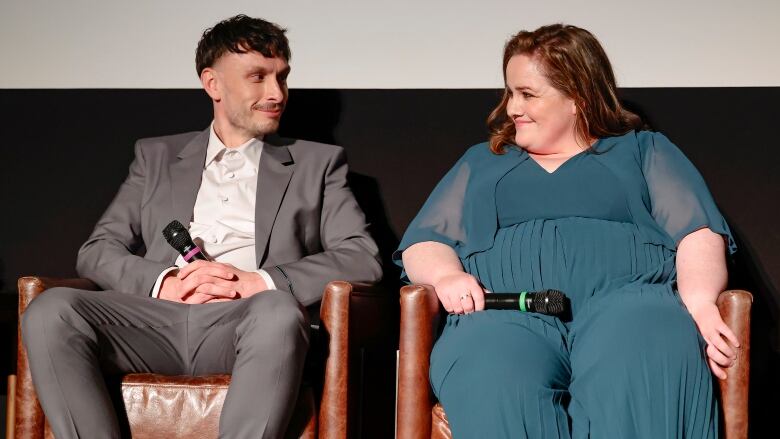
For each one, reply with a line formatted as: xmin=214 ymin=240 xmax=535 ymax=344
xmin=526 ymin=149 xmax=588 ymax=174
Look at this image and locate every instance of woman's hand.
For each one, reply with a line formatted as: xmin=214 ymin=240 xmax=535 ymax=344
xmin=434 ymin=272 xmax=485 ymax=314
xmin=401 ymin=241 xmax=486 ymax=314
xmin=686 ymin=300 xmax=740 ymax=380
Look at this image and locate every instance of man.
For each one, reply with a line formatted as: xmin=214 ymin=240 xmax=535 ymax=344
xmin=22 ymin=15 xmax=382 ymax=439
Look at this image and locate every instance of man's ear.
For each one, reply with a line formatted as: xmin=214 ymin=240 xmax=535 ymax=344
xmin=200 ymin=68 xmax=220 ymax=101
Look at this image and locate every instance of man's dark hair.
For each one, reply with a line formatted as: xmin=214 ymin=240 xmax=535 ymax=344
xmin=195 ymin=14 xmax=291 ymax=76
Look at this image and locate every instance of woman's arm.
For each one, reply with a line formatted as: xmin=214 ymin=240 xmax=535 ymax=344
xmin=677 ymin=227 xmax=739 ymax=379
xmin=403 ymin=241 xmax=485 ymax=314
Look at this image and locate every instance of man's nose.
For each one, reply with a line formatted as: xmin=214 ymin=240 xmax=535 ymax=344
xmin=265 ymin=78 xmax=285 ymax=101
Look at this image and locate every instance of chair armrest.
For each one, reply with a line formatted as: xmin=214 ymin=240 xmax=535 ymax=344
xmin=716 ymin=289 xmax=752 ymax=439
xmin=318 ymin=281 xmax=396 ymax=439
xmin=7 ymin=374 xmax=16 ymax=439
xmin=318 ymin=281 xmax=353 ymax=439
xmin=18 ymin=276 xmax=99 ymax=312
xmin=397 ymin=284 xmax=442 ymax=439
xmin=14 ymin=277 xmax=99 ymax=439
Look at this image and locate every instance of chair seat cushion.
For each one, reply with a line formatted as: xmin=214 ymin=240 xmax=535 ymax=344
xmin=43 ymin=374 xmax=316 ymax=439
xmin=122 ymin=374 xmax=230 ymax=439
xmin=432 ymin=403 xmax=452 ymax=439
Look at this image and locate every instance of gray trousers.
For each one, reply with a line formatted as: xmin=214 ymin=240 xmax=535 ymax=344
xmin=21 ymin=288 xmax=310 ymax=439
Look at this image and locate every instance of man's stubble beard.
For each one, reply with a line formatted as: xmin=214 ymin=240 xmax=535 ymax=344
xmin=229 ymin=108 xmax=281 ymax=138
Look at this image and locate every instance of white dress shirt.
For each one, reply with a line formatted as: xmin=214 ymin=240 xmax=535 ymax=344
xmin=151 ymin=124 xmax=275 ymax=298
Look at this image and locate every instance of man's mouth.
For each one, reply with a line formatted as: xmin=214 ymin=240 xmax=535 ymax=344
xmin=253 ymin=104 xmax=285 ymax=115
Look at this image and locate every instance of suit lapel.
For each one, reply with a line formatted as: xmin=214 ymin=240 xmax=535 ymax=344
xmin=170 ymin=129 xmax=209 ymax=227
xmin=255 ymin=135 xmax=294 ymax=266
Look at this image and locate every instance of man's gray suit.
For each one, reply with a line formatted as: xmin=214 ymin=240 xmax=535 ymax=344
xmin=21 ymin=128 xmax=382 ymax=438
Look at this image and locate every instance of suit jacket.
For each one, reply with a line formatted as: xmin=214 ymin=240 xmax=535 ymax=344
xmin=77 ymin=128 xmax=382 ymax=306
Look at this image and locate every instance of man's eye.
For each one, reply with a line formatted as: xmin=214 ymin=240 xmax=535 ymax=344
xmin=522 ymin=92 xmax=533 ymax=98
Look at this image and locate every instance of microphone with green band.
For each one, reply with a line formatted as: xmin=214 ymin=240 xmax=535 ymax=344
xmin=483 ymin=289 xmax=568 ymax=315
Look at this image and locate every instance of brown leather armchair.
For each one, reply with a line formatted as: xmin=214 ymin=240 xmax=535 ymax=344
xmin=8 ymin=277 xmax=393 ymax=439
xmin=396 ymin=286 xmax=752 ymax=439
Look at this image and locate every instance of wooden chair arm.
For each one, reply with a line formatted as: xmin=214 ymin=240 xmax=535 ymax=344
xmin=14 ymin=277 xmax=99 ymax=439
xmin=716 ymin=289 xmax=752 ymax=439
xmin=319 ymin=281 xmax=396 ymax=439
xmin=397 ymin=284 xmax=441 ymax=439
xmin=17 ymin=276 xmax=98 ymax=311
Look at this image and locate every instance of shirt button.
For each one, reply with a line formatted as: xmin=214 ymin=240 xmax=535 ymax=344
xmin=220 ymin=195 xmax=229 ymax=202
xmin=208 ymin=235 xmax=217 ymax=243
xmin=226 ymin=172 xmax=235 ymax=179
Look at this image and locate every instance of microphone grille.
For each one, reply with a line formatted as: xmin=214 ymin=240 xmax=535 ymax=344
xmin=533 ymin=289 xmax=567 ymax=315
xmin=162 ymin=220 xmax=192 ymax=252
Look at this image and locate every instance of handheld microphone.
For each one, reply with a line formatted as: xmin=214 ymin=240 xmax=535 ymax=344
xmin=484 ymin=289 xmax=568 ymax=316
xmin=162 ymin=220 xmax=212 ymax=262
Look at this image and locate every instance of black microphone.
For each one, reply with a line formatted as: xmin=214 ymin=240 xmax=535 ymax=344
xmin=483 ymin=289 xmax=568 ymax=315
xmin=162 ymin=220 xmax=212 ymax=262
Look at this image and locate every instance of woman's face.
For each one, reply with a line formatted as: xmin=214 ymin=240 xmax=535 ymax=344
xmin=505 ymin=54 xmax=579 ymax=154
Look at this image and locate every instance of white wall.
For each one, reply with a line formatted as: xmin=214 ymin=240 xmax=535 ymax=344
xmin=1 ymin=0 xmax=778 ymax=88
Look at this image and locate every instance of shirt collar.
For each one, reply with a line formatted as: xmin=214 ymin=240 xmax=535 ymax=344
xmin=205 ymin=123 xmax=264 ymax=171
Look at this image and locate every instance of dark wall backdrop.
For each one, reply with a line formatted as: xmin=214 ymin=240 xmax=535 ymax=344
xmin=1 ymin=88 xmax=778 ymax=436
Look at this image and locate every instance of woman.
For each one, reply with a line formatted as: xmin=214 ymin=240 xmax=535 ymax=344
xmin=394 ymin=24 xmax=739 ymax=438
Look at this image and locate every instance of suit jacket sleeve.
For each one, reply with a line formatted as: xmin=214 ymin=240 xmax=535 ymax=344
xmin=76 ymin=140 xmax=171 ymax=294
xmin=266 ymin=148 xmax=382 ymax=306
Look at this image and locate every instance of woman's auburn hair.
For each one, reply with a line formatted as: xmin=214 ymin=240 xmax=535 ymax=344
xmin=487 ymin=24 xmax=644 ymax=154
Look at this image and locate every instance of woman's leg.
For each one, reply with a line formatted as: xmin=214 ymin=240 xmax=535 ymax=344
xmin=568 ymin=286 xmax=717 ymax=439
xmin=430 ymin=310 xmax=570 ymax=439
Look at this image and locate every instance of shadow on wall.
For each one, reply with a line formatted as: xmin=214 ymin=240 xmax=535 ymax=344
xmin=348 ymin=172 xmax=402 ymax=285
xmin=280 ymin=89 xmax=341 ymax=145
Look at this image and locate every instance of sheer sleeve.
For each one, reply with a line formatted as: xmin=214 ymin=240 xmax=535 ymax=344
xmin=393 ymin=143 xmax=526 ymax=282
xmin=639 ymin=131 xmax=736 ymax=254
xmin=394 ymin=153 xmax=472 ymax=259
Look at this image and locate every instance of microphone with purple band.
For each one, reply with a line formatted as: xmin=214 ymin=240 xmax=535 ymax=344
xmin=484 ymin=289 xmax=569 ymax=316
xmin=162 ymin=220 xmax=212 ymax=262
